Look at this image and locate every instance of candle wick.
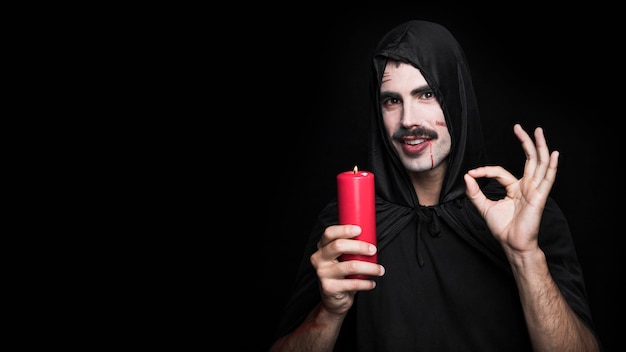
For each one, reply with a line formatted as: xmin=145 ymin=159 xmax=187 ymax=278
xmin=353 ymin=165 xmax=358 ymax=174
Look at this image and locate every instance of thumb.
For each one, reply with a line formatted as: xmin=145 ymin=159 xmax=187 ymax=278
xmin=464 ymin=172 xmax=487 ymax=207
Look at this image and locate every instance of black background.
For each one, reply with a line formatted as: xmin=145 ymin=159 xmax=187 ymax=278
xmin=246 ymin=8 xmax=620 ymax=351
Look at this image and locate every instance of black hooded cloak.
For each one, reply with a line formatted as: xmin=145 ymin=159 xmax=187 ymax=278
xmin=273 ymin=20 xmax=598 ymax=351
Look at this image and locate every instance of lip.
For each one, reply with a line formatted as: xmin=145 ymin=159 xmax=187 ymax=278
xmin=399 ymin=138 xmax=431 ymax=155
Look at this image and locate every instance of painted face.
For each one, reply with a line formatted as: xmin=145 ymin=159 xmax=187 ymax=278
xmin=380 ymin=61 xmax=451 ymax=173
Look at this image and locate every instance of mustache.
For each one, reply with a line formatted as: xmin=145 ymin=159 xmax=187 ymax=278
xmin=391 ymin=127 xmax=438 ymax=139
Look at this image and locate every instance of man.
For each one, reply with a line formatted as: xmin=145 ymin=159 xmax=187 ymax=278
xmin=270 ymin=20 xmax=601 ymax=351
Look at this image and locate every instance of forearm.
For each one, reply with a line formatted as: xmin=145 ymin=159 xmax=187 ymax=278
xmin=508 ymin=249 xmax=599 ymax=352
xmin=270 ymin=303 xmax=346 ymax=352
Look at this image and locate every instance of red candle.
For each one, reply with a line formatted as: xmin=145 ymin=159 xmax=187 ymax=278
xmin=337 ymin=165 xmax=377 ymax=279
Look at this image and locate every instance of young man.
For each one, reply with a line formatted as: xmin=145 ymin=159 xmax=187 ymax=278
xmin=270 ymin=20 xmax=601 ymax=351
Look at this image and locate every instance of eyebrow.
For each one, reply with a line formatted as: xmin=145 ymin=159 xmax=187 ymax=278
xmin=410 ymin=85 xmax=432 ymax=96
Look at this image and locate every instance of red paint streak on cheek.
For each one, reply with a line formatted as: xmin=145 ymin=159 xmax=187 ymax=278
xmin=432 ymin=121 xmax=444 ymax=169
xmin=429 ymin=142 xmax=434 ymax=169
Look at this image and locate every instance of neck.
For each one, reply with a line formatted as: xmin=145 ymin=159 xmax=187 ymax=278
xmin=408 ymin=166 xmax=445 ymax=206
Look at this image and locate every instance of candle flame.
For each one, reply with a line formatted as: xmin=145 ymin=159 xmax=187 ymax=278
xmin=353 ymin=165 xmax=358 ymax=174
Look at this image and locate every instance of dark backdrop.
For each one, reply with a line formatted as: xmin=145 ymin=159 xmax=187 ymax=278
xmin=249 ymin=9 xmax=620 ymax=351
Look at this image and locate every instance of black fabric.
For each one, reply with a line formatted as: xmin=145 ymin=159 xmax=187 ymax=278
xmin=272 ymin=20 xmax=598 ymax=351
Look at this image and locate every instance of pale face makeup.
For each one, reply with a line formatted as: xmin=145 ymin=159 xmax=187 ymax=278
xmin=380 ymin=61 xmax=451 ymax=173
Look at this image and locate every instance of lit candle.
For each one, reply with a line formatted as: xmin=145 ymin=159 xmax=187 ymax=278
xmin=337 ymin=165 xmax=377 ymax=279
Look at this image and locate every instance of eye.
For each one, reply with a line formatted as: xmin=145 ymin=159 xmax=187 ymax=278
xmin=382 ymin=97 xmax=401 ymax=106
xmin=420 ymin=90 xmax=436 ymax=100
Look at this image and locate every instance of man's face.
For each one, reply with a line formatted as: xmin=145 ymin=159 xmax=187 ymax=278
xmin=380 ymin=62 xmax=451 ymax=173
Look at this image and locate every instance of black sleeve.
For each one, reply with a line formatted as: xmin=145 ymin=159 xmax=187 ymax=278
xmin=539 ymin=197 xmax=603 ymax=350
xmin=271 ymin=201 xmax=339 ymax=341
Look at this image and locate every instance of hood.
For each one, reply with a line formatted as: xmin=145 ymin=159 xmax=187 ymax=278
xmin=369 ymin=20 xmax=489 ymax=207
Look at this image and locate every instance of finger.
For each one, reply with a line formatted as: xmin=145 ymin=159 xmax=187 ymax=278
xmin=464 ymin=173 xmax=488 ymax=207
xmin=318 ymin=225 xmax=361 ymax=249
xmin=315 ymin=254 xmax=383 ymax=282
xmin=538 ymin=150 xmax=559 ymax=196
xmin=339 ymin=260 xmax=385 ymax=279
xmin=317 ymin=261 xmax=379 ymax=282
xmin=318 ymin=269 xmax=379 ymax=298
xmin=466 ymin=165 xmax=518 ymax=188
xmin=465 ymin=172 xmax=505 ymax=219
xmin=513 ymin=124 xmax=539 ymax=181
xmin=316 ymin=236 xmax=377 ymax=265
xmin=531 ymin=127 xmax=552 ymax=184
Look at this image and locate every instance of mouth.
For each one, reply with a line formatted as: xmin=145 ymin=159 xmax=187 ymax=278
xmin=403 ymin=138 xmax=428 ymax=145
xmin=399 ymin=137 xmax=431 ymax=155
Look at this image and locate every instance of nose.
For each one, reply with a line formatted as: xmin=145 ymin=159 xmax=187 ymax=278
xmin=400 ymin=101 xmax=426 ymax=128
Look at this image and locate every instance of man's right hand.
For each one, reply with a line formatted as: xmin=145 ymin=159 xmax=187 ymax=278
xmin=310 ymin=224 xmax=385 ymax=315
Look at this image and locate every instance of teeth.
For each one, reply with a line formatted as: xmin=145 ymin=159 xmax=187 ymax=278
xmin=405 ymin=139 xmax=425 ymax=145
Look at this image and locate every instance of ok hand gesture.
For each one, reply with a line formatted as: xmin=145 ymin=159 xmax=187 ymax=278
xmin=463 ymin=124 xmax=559 ymax=253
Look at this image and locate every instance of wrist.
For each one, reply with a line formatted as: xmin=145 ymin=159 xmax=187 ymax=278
xmin=506 ymin=248 xmax=548 ymax=275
